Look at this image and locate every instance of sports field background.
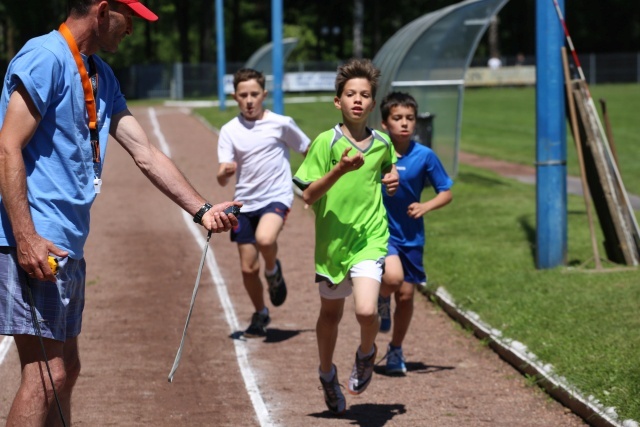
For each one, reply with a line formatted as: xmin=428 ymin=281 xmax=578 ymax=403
xmin=197 ymin=83 xmax=640 ymax=422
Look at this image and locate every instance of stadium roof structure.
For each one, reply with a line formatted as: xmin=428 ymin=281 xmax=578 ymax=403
xmin=370 ymin=0 xmax=509 ymax=176
xmin=244 ymin=37 xmax=299 ymax=75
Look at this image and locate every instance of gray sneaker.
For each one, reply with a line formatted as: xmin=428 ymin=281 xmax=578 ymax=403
xmin=319 ymin=365 xmax=346 ymax=415
xmin=348 ymin=343 xmax=377 ymax=395
xmin=243 ymin=311 xmax=270 ymax=338
xmin=265 ymin=259 xmax=287 ymax=307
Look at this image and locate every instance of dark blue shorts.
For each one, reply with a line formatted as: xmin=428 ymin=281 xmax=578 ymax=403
xmin=387 ymin=242 xmax=426 ymax=285
xmin=231 ymin=201 xmax=290 ymax=244
xmin=0 ymin=247 xmax=86 ymax=341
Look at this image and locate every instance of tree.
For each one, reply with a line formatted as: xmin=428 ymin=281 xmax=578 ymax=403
xmin=0 ymin=0 xmax=638 ymax=74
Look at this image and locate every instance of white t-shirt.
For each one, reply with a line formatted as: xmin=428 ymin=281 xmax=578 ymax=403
xmin=217 ymin=110 xmax=310 ymax=212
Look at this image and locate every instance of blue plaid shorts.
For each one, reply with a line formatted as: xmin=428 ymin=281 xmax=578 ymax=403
xmin=0 ymin=247 xmax=86 ymax=341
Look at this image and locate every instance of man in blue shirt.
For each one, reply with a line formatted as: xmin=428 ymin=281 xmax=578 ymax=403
xmin=0 ymin=1 xmax=239 ymax=424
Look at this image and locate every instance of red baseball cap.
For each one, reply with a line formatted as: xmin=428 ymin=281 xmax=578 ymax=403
xmin=115 ymin=0 xmax=158 ymax=22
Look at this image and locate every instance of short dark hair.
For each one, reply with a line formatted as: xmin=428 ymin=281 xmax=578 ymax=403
xmin=380 ymin=91 xmax=418 ymax=121
xmin=68 ymin=0 xmax=119 ymax=17
xmin=68 ymin=0 xmax=98 ymax=16
xmin=233 ymin=68 xmax=266 ymax=91
xmin=334 ymin=58 xmax=381 ymax=98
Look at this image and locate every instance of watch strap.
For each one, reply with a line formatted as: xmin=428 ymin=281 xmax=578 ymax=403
xmin=193 ymin=202 xmax=213 ymax=224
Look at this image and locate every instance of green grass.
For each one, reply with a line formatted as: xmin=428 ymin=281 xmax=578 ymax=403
xmin=193 ymin=85 xmax=640 ymax=422
xmin=461 ymin=84 xmax=640 ymax=196
xmin=426 ymin=164 xmax=640 ymax=421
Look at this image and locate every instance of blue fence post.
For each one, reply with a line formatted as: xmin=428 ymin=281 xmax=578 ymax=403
xmin=216 ymin=0 xmax=226 ymax=111
xmin=271 ymin=0 xmax=284 ymax=114
xmin=535 ymin=0 xmax=567 ymax=268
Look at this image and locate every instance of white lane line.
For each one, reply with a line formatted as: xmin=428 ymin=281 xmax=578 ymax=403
xmin=0 ymin=336 xmax=13 ymax=364
xmin=148 ymin=107 xmax=274 ymax=427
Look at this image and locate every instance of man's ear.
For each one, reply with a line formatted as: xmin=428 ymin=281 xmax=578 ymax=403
xmin=381 ymin=121 xmax=388 ymax=131
xmin=334 ymin=96 xmax=341 ymax=110
xmin=97 ymin=0 xmax=110 ymax=18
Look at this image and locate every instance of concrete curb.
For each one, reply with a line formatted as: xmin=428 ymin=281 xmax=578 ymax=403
xmin=423 ymin=286 xmax=639 ymax=427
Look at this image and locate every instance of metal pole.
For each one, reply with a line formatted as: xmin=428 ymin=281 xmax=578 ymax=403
xmin=215 ymin=0 xmax=226 ymax=111
xmin=271 ymin=0 xmax=284 ymax=114
xmin=535 ymin=0 xmax=567 ymax=268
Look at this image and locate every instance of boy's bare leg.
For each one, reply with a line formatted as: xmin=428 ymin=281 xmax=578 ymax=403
xmin=380 ymin=255 xmax=403 ymax=298
xmin=390 ymin=281 xmax=415 ymax=347
xmin=237 ymin=243 xmax=265 ymax=311
xmin=8 ymin=335 xmax=79 ymax=427
xmin=255 ymin=213 xmax=284 ymax=272
xmin=351 ymin=276 xmax=381 ymax=354
xmin=317 ymin=297 xmax=344 ymax=373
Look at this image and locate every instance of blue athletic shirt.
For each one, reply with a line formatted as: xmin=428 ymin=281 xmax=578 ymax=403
xmin=0 ymin=30 xmax=127 ymax=258
xmin=383 ymin=141 xmax=453 ymax=247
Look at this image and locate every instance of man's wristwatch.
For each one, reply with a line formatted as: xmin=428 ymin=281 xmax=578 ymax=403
xmin=193 ymin=202 xmax=213 ymax=224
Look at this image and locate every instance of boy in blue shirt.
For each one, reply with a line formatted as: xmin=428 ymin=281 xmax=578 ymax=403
xmin=378 ymin=92 xmax=453 ymax=375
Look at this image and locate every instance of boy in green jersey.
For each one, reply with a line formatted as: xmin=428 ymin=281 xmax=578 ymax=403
xmin=293 ymin=58 xmax=399 ymax=415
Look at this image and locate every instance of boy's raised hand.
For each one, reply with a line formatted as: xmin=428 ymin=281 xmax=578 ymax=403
xmin=382 ymin=171 xmax=399 ymax=196
xmin=407 ymin=202 xmax=429 ymax=219
xmin=220 ymin=162 xmax=237 ymax=177
xmin=216 ymin=162 xmax=237 ymax=186
xmin=338 ymin=147 xmax=364 ymax=173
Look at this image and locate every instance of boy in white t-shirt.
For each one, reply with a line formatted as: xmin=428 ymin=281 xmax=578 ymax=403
xmin=217 ymin=68 xmax=310 ymax=338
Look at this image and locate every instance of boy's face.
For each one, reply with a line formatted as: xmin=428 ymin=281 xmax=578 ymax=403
xmin=381 ymin=105 xmax=416 ymax=145
xmin=233 ymin=79 xmax=267 ymax=121
xmin=334 ymin=78 xmax=375 ymax=124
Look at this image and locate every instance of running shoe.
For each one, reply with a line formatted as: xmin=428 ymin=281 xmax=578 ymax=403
xmin=243 ymin=311 xmax=271 ymax=338
xmin=385 ymin=345 xmax=407 ymax=375
xmin=348 ymin=343 xmax=377 ymax=395
xmin=265 ymin=259 xmax=287 ymax=306
xmin=378 ymin=295 xmax=391 ymax=333
xmin=319 ymin=365 xmax=346 ymax=415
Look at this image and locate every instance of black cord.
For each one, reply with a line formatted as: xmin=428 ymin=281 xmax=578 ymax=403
xmin=24 ymin=273 xmax=68 ymax=427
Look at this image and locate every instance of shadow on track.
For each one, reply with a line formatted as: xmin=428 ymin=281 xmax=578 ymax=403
xmin=374 ymin=361 xmax=455 ymax=376
xmin=309 ymin=403 xmax=406 ymax=426
xmin=228 ymin=328 xmax=314 ymax=343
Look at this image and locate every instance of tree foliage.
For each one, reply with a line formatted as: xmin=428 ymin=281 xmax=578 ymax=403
xmin=1 ymin=0 xmax=639 ymax=74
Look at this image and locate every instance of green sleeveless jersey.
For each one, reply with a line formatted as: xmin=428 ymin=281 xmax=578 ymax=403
xmin=293 ymin=124 xmax=397 ymax=284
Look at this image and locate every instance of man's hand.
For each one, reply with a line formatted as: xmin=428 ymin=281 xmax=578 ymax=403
xmin=201 ymin=201 xmax=243 ymax=233
xmin=16 ymin=233 xmax=68 ymax=282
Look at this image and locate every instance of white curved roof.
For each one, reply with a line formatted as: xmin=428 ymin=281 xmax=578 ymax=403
xmin=371 ymin=0 xmax=509 ymax=176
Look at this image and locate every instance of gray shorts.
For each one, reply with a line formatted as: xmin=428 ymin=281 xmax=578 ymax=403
xmin=0 ymin=247 xmax=86 ymax=341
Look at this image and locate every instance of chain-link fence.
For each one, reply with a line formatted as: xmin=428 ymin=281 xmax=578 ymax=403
xmin=115 ymin=53 xmax=640 ymax=100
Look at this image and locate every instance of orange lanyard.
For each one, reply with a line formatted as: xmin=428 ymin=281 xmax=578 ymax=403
xmin=58 ymin=23 xmax=101 ymax=166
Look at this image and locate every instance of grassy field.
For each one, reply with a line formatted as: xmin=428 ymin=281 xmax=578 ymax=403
xmin=461 ymin=84 xmax=640 ymax=196
xmin=193 ymin=84 xmax=640 ymax=422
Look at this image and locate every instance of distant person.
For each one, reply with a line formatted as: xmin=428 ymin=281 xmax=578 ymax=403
xmin=217 ymin=68 xmax=310 ymax=338
xmin=0 ymin=1 xmax=240 ymax=425
xmin=376 ymin=92 xmax=453 ymax=375
xmin=516 ymin=52 xmax=526 ymax=66
xmin=293 ymin=58 xmax=399 ymax=415
xmin=488 ymin=55 xmax=502 ymax=70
